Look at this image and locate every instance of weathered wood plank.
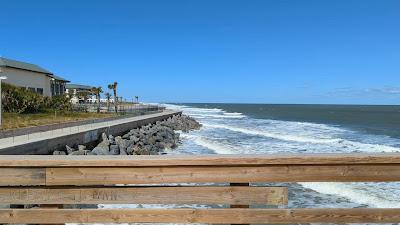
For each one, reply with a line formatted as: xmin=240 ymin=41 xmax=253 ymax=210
xmin=230 ymin=183 xmax=250 ymax=208
xmin=0 ymin=208 xmax=400 ymax=224
xmin=229 ymin=183 xmax=250 ymax=225
xmin=46 ymin=164 xmax=400 ymax=185
xmin=38 ymin=204 xmax=64 ymax=225
xmin=0 ymin=186 xmax=287 ymax=205
xmin=0 ymin=168 xmax=45 ymax=186
xmin=0 ymin=153 xmax=400 ymax=167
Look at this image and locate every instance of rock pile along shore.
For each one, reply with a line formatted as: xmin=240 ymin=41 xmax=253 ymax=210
xmin=53 ymin=114 xmax=201 ymax=155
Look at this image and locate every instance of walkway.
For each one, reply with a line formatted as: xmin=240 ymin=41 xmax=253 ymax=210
xmin=0 ymin=110 xmax=179 ymax=150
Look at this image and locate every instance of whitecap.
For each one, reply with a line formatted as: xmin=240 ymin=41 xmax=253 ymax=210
xmin=204 ymin=123 xmax=342 ymax=144
xmin=300 ymin=182 xmax=400 ymax=208
xmin=186 ymin=135 xmax=237 ymax=154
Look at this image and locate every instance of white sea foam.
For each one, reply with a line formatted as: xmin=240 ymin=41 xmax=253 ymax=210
xmin=201 ymin=123 xmax=400 ymax=153
xmin=189 ymin=113 xmax=246 ymax=119
xmin=184 ymin=107 xmax=224 ymax=113
xmin=204 ymin=123 xmax=342 ymax=144
xmin=340 ymin=140 xmax=400 ymax=153
xmin=223 ymin=112 xmax=243 ymax=116
xmin=300 ymin=182 xmax=400 ymax=208
xmin=223 ymin=112 xmax=246 ymax=118
xmin=181 ymin=133 xmax=237 ymax=154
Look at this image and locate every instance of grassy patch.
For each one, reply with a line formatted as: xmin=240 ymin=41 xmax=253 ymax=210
xmin=1 ymin=111 xmax=116 ymax=130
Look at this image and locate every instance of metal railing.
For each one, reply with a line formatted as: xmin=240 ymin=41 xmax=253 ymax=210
xmin=72 ymin=103 xmax=165 ymax=114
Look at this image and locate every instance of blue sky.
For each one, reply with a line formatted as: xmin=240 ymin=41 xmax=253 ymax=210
xmin=0 ymin=0 xmax=399 ymax=104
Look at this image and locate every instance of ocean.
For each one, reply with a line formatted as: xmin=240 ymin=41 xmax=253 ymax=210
xmin=94 ymin=103 xmax=400 ymax=225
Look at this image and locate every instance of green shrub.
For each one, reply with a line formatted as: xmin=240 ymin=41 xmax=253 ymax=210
xmin=45 ymin=95 xmax=72 ymax=111
xmin=1 ymin=83 xmax=72 ymax=113
xmin=1 ymin=83 xmax=43 ymax=113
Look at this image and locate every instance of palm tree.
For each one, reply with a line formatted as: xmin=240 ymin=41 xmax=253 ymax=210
xmin=108 ymin=82 xmax=118 ymax=113
xmin=135 ymin=96 xmax=139 ymax=103
xmin=105 ymin=92 xmax=111 ymax=112
xmin=91 ymin=87 xmax=103 ymax=113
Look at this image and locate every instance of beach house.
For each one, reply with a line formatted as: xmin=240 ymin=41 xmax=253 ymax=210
xmin=0 ymin=57 xmax=69 ymax=97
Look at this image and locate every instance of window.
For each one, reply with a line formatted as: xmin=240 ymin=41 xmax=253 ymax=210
xmin=36 ymin=88 xmax=44 ymax=95
xmin=51 ymin=83 xmax=55 ymax=96
xmin=28 ymin=87 xmax=36 ymax=92
xmin=60 ymin=84 xmax=65 ymax=95
xmin=55 ymin=83 xmax=60 ymax=95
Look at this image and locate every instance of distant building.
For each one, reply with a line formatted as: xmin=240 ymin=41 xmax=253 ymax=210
xmin=65 ymin=83 xmax=94 ymax=104
xmin=0 ymin=57 xmax=69 ymax=97
xmin=100 ymin=98 xmax=114 ymax=103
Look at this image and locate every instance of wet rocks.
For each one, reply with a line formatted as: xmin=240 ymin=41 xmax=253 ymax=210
xmin=109 ymin=145 xmax=120 ymax=155
xmin=91 ymin=146 xmax=110 ymax=155
xmin=65 ymin=145 xmax=76 ymax=154
xmin=55 ymin=114 xmax=201 ymax=156
xmin=53 ymin=150 xmax=66 ymax=155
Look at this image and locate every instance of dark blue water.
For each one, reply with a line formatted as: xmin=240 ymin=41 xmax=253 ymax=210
xmin=182 ymin=103 xmax=400 ymax=139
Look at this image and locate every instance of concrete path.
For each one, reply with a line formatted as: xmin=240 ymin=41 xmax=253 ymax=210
xmin=0 ymin=110 xmax=179 ymax=150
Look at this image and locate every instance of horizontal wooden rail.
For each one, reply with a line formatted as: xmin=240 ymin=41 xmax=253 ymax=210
xmin=0 ymin=154 xmax=399 ymax=224
xmin=0 ymin=153 xmax=399 ymax=167
xmin=44 ymin=164 xmax=400 ymax=185
xmin=2 ymin=164 xmax=400 ymax=186
xmin=0 ymin=208 xmax=400 ymax=224
xmin=0 ymin=168 xmax=45 ymax=186
xmin=0 ymin=186 xmax=287 ymax=205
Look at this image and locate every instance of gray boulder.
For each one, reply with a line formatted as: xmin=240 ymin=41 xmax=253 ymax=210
xmin=119 ymin=147 xmax=128 ymax=155
xmin=70 ymin=150 xmax=91 ymax=155
xmin=97 ymin=133 xmax=110 ymax=147
xmin=115 ymin=136 xmax=128 ymax=151
xmin=122 ymin=133 xmax=131 ymax=139
xmin=53 ymin=150 xmax=66 ymax=155
xmin=109 ymin=145 xmax=120 ymax=155
xmin=108 ymin=135 xmax=115 ymax=144
xmin=92 ymin=146 xmax=110 ymax=155
xmin=65 ymin=145 xmax=76 ymax=154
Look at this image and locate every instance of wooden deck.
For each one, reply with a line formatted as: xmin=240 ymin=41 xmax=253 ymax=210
xmin=0 ymin=153 xmax=399 ymax=224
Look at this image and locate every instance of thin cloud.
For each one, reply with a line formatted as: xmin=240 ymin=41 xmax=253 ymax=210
xmin=325 ymin=86 xmax=400 ymax=98
xmin=366 ymin=87 xmax=400 ymax=95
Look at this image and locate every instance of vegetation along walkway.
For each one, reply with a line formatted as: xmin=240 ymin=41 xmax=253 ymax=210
xmin=0 ymin=110 xmax=180 ymax=151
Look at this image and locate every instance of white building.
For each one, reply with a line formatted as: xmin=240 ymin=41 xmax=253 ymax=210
xmin=100 ymin=98 xmax=114 ymax=103
xmin=65 ymin=83 xmax=94 ymax=104
xmin=0 ymin=57 xmax=69 ymax=97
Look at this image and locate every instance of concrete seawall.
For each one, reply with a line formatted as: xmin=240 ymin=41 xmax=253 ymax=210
xmin=0 ymin=110 xmax=181 ymax=155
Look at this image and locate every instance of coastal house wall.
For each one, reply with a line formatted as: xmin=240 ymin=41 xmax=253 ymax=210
xmin=0 ymin=57 xmax=69 ymax=97
xmin=1 ymin=67 xmax=52 ymax=96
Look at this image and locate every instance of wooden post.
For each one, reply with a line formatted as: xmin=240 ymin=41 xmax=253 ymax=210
xmin=230 ymin=183 xmax=250 ymax=225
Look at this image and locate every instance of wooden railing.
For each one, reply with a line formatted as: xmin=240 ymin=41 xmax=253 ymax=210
xmin=0 ymin=153 xmax=399 ymax=224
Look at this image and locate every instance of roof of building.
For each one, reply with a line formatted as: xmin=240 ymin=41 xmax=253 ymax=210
xmin=52 ymin=75 xmax=70 ymax=83
xmin=66 ymin=83 xmax=93 ymax=90
xmin=0 ymin=57 xmax=53 ymax=75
